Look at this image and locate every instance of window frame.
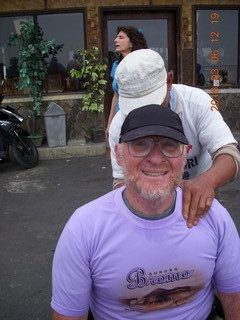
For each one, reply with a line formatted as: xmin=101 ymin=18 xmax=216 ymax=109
xmin=194 ymin=5 xmax=240 ymax=88
xmin=100 ymin=6 xmax=180 ymax=122
xmin=0 ymin=9 xmax=87 ymax=95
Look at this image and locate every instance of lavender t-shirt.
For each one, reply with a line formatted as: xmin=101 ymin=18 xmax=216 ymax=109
xmin=51 ymin=187 xmax=240 ymax=319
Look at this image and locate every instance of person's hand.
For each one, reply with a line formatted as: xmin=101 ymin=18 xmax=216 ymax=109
xmin=180 ymin=176 xmax=215 ymax=228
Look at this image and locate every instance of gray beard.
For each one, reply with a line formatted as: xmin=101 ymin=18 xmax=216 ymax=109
xmin=125 ymin=171 xmax=182 ymax=201
xmin=120 ymin=157 xmax=185 ymax=202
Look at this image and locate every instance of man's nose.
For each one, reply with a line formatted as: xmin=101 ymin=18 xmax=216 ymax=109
xmin=147 ymin=143 xmax=167 ymax=162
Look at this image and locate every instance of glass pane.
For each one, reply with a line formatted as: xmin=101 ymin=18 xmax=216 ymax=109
xmin=107 ymin=19 xmax=168 ymax=70
xmin=196 ymin=9 xmax=238 ymax=87
xmin=38 ymin=12 xmax=85 ymax=92
xmin=38 ymin=12 xmax=85 ymax=71
xmin=0 ymin=16 xmax=32 ymax=82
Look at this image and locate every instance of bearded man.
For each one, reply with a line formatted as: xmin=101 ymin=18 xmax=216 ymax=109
xmin=51 ymin=105 xmax=240 ymax=320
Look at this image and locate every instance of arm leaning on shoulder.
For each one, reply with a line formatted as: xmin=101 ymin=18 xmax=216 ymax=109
xmin=182 ymin=148 xmax=239 ymax=228
xmin=180 ymin=86 xmax=239 ymax=227
xmin=52 ymin=310 xmax=88 ymax=320
xmin=218 ymin=291 xmax=240 ymax=320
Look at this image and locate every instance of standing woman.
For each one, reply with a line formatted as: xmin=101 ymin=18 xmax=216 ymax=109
xmin=105 ymin=26 xmax=148 ymax=139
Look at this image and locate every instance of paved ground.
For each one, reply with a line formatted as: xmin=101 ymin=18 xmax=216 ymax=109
xmin=0 ymin=156 xmax=112 ymax=320
xmin=0 ymin=155 xmax=239 ymax=320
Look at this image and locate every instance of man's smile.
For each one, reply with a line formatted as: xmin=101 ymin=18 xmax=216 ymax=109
xmin=142 ymin=170 xmax=168 ymax=177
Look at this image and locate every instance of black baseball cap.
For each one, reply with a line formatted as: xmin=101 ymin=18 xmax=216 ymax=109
xmin=119 ymin=104 xmax=189 ymax=145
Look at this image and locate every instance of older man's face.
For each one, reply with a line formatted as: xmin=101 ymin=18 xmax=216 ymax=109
xmin=116 ymin=136 xmax=186 ymax=201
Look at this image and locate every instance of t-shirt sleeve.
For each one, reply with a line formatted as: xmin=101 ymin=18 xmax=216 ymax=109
xmin=193 ymin=90 xmax=237 ymax=154
xmin=212 ymin=205 xmax=240 ymax=293
xmin=51 ymin=213 xmax=92 ymax=317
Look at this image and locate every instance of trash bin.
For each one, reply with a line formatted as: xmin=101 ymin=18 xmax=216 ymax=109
xmin=44 ymin=102 xmax=66 ymax=147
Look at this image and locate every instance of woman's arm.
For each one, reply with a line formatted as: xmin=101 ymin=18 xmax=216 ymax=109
xmin=105 ymin=92 xmax=118 ymax=139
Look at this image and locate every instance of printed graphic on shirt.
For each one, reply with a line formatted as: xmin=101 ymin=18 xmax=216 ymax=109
xmin=185 ymin=157 xmax=198 ymax=170
xmin=121 ymin=267 xmax=203 ymax=313
xmin=183 ymin=156 xmax=199 ymax=179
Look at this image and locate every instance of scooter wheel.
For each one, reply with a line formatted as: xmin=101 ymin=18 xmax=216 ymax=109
xmin=12 ymin=136 xmax=39 ymax=169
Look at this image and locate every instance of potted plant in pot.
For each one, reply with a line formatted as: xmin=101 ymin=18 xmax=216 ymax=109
xmin=70 ymin=46 xmax=107 ymax=142
xmin=7 ymin=19 xmax=63 ymax=145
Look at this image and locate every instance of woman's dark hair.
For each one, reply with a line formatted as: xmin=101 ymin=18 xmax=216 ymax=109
xmin=116 ymin=26 xmax=148 ymax=62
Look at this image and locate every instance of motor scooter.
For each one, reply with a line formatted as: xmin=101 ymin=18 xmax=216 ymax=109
xmin=0 ymin=93 xmax=39 ymax=168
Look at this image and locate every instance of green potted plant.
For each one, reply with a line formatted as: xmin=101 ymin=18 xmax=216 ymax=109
xmin=7 ymin=19 xmax=63 ymax=144
xmin=70 ymin=46 xmax=107 ymax=142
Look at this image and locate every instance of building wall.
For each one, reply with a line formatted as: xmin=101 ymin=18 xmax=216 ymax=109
xmin=1 ymin=0 xmax=239 ymax=85
xmin=3 ymin=92 xmax=239 ymax=144
xmin=2 ymin=95 xmax=105 ymax=141
xmin=219 ymin=92 xmax=240 ymax=131
xmin=1 ymin=0 xmax=240 ymax=140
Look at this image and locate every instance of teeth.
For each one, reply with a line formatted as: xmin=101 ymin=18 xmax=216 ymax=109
xmin=144 ymin=172 xmax=167 ymax=176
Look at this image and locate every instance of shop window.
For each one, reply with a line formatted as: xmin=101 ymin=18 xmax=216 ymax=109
xmin=196 ymin=9 xmax=239 ymax=88
xmin=0 ymin=16 xmax=32 ymax=85
xmin=0 ymin=12 xmax=85 ymax=95
xmin=38 ymin=12 xmax=85 ymax=92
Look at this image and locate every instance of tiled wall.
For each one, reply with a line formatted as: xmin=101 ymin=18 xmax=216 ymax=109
xmin=219 ymin=93 xmax=240 ymax=133
xmin=2 ymin=97 xmax=105 ymax=141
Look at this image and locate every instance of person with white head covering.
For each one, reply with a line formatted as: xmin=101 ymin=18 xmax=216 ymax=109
xmin=109 ymin=49 xmax=240 ymax=228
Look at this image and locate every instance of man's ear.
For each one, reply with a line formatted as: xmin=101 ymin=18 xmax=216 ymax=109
xmin=115 ymin=144 xmax=122 ymax=166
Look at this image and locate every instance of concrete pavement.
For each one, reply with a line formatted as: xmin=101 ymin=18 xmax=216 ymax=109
xmin=37 ymin=139 xmax=107 ymax=160
xmin=0 ymin=155 xmax=112 ymax=320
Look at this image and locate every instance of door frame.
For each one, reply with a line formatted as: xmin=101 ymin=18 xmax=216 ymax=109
xmin=100 ymin=7 xmax=180 ymax=122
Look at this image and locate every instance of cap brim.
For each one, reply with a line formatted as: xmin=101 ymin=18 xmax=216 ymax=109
xmin=120 ymin=125 xmax=189 ymax=145
xmin=119 ymin=83 xmax=167 ymax=116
